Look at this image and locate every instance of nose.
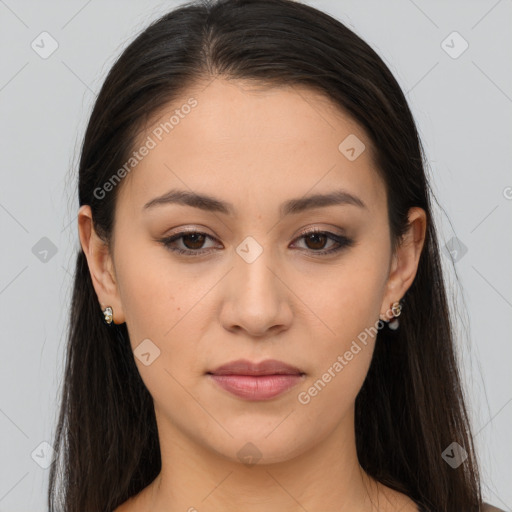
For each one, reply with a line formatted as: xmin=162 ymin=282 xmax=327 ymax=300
xmin=219 ymin=245 xmax=293 ymax=338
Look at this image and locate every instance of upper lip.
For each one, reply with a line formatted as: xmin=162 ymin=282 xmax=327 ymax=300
xmin=208 ymin=359 xmax=304 ymax=376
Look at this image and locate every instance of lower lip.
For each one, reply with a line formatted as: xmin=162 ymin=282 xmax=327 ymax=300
xmin=208 ymin=374 xmax=304 ymax=400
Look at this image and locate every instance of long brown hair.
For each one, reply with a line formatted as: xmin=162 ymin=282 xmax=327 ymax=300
xmin=48 ymin=0 xmax=482 ymax=510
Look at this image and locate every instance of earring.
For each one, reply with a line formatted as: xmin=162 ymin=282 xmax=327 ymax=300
xmin=102 ymin=306 xmax=114 ymax=326
xmin=388 ymin=300 xmax=402 ymax=330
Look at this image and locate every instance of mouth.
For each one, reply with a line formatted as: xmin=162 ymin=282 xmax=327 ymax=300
xmin=206 ymin=359 xmax=306 ymax=401
xmin=208 ymin=358 xmax=304 ymax=376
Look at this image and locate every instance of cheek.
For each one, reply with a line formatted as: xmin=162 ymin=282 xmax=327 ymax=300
xmin=296 ymin=343 xmax=373 ymax=413
xmin=292 ymin=252 xmax=387 ymax=408
xmin=298 ymin=253 xmax=388 ymax=343
xmin=292 ymin=302 xmax=379 ymax=443
xmin=115 ymin=242 xmax=204 ymax=341
xmin=115 ymin=245 xmax=219 ymax=402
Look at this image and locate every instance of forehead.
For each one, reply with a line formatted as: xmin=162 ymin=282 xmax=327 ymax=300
xmin=118 ymin=78 xmax=385 ymax=216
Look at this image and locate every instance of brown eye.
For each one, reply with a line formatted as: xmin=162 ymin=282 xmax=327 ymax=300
xmin=292 ymin=229 xmax=354 ymax=255
xmin=181 ymin=233 xmax=207 ymax=250
xmin=160 ymin=229 xmax=353 ymax=257
xmin=303 ymin=232 xmax=329 ymax=250
xmin=160 ymin=231 xmax=219 ymax=256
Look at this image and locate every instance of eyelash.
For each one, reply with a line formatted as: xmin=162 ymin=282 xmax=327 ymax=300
xmin=158 ymin=228 xmax=354 ymax=257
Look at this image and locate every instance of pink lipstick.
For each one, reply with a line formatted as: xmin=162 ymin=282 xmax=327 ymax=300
xmin=207 ymin=359 xmax=305 ymax=401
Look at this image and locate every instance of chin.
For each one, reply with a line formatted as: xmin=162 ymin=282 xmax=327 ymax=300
xmin=203 ymin=426 xmax=313 ymax=467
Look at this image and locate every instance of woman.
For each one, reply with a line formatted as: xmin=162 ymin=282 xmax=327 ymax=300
xmin=48 ymin=0 xmax=504 ymax=510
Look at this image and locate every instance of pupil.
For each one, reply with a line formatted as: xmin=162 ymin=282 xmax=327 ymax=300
xmin=184 ymin=233 xmax=204 ymax=249
xmin=307 ymin=233 xmax=326 ymax=250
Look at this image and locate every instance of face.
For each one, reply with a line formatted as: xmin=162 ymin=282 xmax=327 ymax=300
xmin=80 ymin=78 xmax=425 ymax=465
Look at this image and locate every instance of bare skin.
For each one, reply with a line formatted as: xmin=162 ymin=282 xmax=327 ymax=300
xmin=79 ymin=77 xmax=426 ymax=512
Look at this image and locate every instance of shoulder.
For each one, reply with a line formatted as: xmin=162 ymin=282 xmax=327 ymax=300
xmin=482 ymin=503 xmax=506 ymax=512
xmin=417 ymin=501 xmax=505 ymax=512
xmin=112 ymin=496 xmax=138 ymax=512
xmin=112 ymin=502 xmax=128 ymax=512
xmin=112 ymin=480 xmax=156 ymax=511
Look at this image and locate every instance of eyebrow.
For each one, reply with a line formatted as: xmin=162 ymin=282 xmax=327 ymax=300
xmin=143 ymin=188 xmax=366 ymax=217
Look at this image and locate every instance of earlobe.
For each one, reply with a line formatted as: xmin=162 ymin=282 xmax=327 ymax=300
xmin=379 ymin=207 xmax=427 ymax=320
xmin=77 ymin=205 xmax=126 ymax=324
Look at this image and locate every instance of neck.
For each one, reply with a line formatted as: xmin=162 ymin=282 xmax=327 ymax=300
xmin=143 ymin=406 xmax=384 ymax=512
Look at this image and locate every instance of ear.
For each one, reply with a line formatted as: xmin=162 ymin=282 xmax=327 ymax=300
xmin=380 ymin=207 xmax=427 ymax=320
xmin=77 ymin=205 xmax=126 ymax=325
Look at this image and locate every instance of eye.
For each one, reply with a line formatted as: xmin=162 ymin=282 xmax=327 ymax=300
xmin=291 ymin=228 xmax=354 ymax=255
xmin=159 ymin=230 xmax=219 ymax=256
xmin=158 ymin=228 xmax=354 ymax=257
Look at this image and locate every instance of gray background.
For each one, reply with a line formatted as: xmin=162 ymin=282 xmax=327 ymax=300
xmin=0 ymin=0 xmax=511 ymax=510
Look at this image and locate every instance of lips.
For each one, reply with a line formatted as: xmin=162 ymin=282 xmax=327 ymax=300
xmin=207 ymin=359 xmax=305 ymax=400
xmin=208 ymin=358 xmax=304 ymax=376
